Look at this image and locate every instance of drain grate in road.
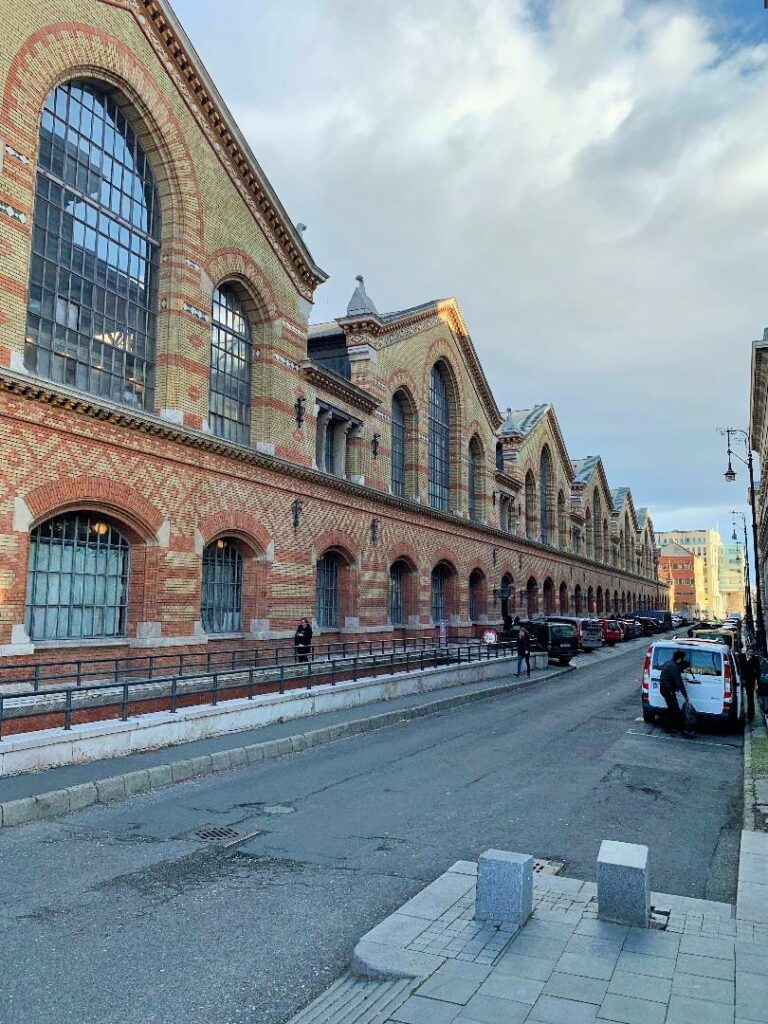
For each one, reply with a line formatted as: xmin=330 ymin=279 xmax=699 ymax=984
xmin=193 ymin=826 xmax=241 ymax=842
xmin=533 ymin=858 xmax=564 ymax=876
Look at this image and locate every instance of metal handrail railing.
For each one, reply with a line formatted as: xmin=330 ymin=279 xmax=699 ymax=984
xmin=0 ymin=641 xmax=517 ymax=739
xmin=0 ymin=636 xmax=469 ymax=692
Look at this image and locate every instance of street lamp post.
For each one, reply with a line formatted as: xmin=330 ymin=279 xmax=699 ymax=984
xmin=721 ymin=427 xmax=767 ymax=654
xmin=731 ymin=510 xmax=755 ymax=642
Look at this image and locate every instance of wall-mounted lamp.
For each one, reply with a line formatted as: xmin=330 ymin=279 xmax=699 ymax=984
xmin=294 ymin=396 xmax=306 ymax=428
xmin=371 ymin=433 xmax=380 ymax=458
xmin=370 ymin=517 xmax=380 ymax=545
xmin=91 ymin=520 xmax=109 ymax=536
xmin=291 ymin=498 xmax=303 ymax=530
xmin=492 ymin=490 xmax=497 ymax=507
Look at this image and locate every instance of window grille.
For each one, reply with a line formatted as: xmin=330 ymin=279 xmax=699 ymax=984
xmin=209 ymin=285 xmax=252 ymax=445
xmin=428 ymin=365 xmax=450 ymax=510
xmin=25 ymin=512 xmax=130 ymax=640
xmin=389 ymin=563 xmax=404 ymax=624
xmin=431 ymin=565 xmax=447 ymax=622
xmin=391 ymin=395 xmax=406 ymax=498
xmin=539 ymin=450 xmax=551 ymax=544
xmin=25 ymin=80 xmax=160 ymax=408
xmin=201 ymin=539 xmax=243 ymax=633
xmin=469 ymin=574 xmax=482 ymax=620
xmin=317 ymin=555 xmax=340 ymax=628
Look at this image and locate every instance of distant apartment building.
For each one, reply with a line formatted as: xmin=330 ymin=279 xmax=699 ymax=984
xmin=657 ymin=542 xmax=704 ymax=615
xmin=719 ymin=542 xmax=746 ymax=617
xmin=656 ymin=530 xmax=723 ymax=618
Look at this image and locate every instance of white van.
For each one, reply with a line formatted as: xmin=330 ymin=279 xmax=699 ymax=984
xmin=641 ymin=639 xmax=743 ymax=730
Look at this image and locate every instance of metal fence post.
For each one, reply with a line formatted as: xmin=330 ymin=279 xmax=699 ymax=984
xmin=64 ymin=689 xmax=73 ymax=731
xmin=280 ymin=664 xmax=285 ymax=695
xmin=211 ymin=672 xmax=219 ymax=706
xmin=121 ymin=682 xmax=129 ymax=722
xmin=247 ymin=667 xmax=254 ymax=700
xmin=33 ymin=664 xmax=40 ymax=693
xmin=354 ymin=657 xmax=358 ymax=681
xmin=170 ymin=677 xmax=178 ymax=713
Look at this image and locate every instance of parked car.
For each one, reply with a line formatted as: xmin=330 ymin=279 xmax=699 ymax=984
xmin=546 ymin=615 xmax=603 ymax=652
xmin=641 ymin=609 xmax=673 ymax=631
xmin=599 ymin=618 xmax=623 ymax=646
xmin=636 ymin=617 xmax=658 ymax=636
xmin=641 ymin=638 xmax=743 ymax=730
xmin=501 ymin=619 xmax=579 ymax=666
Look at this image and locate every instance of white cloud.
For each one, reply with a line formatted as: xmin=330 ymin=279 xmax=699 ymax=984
xmin=176 ymin=0 xmax=768 ymax=523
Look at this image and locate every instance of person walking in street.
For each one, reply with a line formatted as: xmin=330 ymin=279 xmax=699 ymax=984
xmin=294 ymin=617 xmax=313 ymax=664
xmin=659 ymin=650 xmax=690 ymax=735
xmin=516 ymin=627 xmax=531 ymax=678
xmin=744 ymin=646 xmax=760 ymax=721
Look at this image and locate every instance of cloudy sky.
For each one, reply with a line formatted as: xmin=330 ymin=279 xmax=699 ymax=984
xmin=174 ymin=0 xmax=767 ymax=540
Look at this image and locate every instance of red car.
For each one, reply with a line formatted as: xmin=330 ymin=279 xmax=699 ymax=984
xmin=599 ymin=618 xmax=623 ymax=646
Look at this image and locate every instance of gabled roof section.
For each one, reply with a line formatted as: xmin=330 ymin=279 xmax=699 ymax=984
xmin=571 ymin=456 xmax=601 ymax=486
xmin=611 ymin=487 xmax=630 ymax=512
xmin=501 ymin=405 xmax=549 ymax=437
xmin=336 ymin=287 xmax=502 ymax=429
xmin=132 ymin=0 xmax=327 ymax=298
xmin=659 ymin=541 xmax=695 ymax=557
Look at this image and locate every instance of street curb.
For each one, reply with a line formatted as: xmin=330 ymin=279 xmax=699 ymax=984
xmin=744 ymin=718 xmax=756 ymax=832
xmin=0 ymin=664 xmax=571 ymax=830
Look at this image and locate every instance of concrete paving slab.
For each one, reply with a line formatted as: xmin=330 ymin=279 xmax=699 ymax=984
xmin=607 ymin=970 xmax=671 ymax=1003
xmin=494 ymin=953 xmax=558 ymax=981
xmin=475 ymin=972 xmax=544 ymax=1005
xmin=390 ymin=994 xmax=462 ymax=1023
xmin=665 ymin=994 xmax=735 ymax=1024
xmin=555 ymin=952 xmax=618 ymax=981
xmin=528 ymin=993 xmax=599 ymax=1024
xmin=735 ymin=970 xmax=768 ymax=1022
xmin=597 ymin=992 xmax=667 ymax=1024
xmin=676 ymin=953 xmax=735 ymax=980
xmin=679 ymin=934 xmax=735 ymax=960
xmin=671 ymin=972 xmax=735 ymax=1004
xmin=416 ymin=961 xmax=490 ymax=1004
xmin=453 ymin=992 xmax=530 ymax=1023
xmin=543 ymin=971 xmax=609 ymax=1004
xmin=614 ymin=951 xmax=676 ymax=979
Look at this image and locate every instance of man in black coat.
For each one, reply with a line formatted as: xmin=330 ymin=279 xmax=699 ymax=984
xmin=743 ymin=647 xmax=760 ymax=721
xmin=659 ymin=650 xmax=689 ymax=734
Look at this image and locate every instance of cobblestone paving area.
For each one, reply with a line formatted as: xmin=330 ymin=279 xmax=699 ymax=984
xmin=382 ymin=873 xmax=768 ymax=1024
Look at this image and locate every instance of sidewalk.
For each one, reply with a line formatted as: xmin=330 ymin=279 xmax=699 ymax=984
xmin=291 ymin=835 xmax=768 ymax=1024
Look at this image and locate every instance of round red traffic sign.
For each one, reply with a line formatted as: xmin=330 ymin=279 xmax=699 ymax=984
xmin=481 ymin=628 xmax=499 ymax=645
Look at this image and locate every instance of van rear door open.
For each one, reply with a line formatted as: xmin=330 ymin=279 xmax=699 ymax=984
xmin=650 ymin=646 xmax=725 ymax=716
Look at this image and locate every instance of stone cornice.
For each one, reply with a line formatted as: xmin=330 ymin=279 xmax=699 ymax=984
xmin=494 ymin=469 xmax=522 ymax=492
xmin=108 ymin=0 xmax=327 ymax=298
xmin=0 ymin=368 xmax=659 ymax=587
xmin=301 ymin=361 xmax=380 ymax=414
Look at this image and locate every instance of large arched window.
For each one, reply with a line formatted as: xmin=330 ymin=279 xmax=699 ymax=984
xmin=25 ymin=512 xmax=130 ymax=640
xmin=593 ymin=491 xmax=602 ymax=562
xmin=539 ymin=448 xmax=552 ymax=544
xmin=428 ymin=364 xmax=451 ymax=510
xmin=391 ymin=393 xmax=407 ymax=497
xmin=209 ymin=284 xmax=252 ymax=445
xmin=557 ymin=491 xmax=567 ymax=550
xmin=201 ymin=538 xmax=243 ymax=633
xmin=26 ymin=80 xmax=160 ymax=408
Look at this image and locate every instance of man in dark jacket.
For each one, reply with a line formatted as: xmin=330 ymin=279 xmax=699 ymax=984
xmin=516 ymin=628 xmax=531 ymax=678
xmin=659 ymin=650 xmax=689 ymax=734
xmin=743 ymin=647 xmax=760 ymax=721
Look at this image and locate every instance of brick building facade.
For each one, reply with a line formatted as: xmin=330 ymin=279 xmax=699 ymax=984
xmin=0 ymin=0 xmax=667 ymax=665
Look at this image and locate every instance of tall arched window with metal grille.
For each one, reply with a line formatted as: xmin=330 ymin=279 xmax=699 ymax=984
xmin=391 ymin=393 xmax=407 ymax=498
xmin=25 ymin=512 xmax=130 ymax=640
xmin=539 ymin=448 xmax=552 ymax=544
xmin=201 ymin=538 xmax=243 ymax=633
xmin=431 ymin=564 xmax=448 ymax=622
xmin=209 ymin=284 xmax=252 ymax=445
xmin=468 ymin=440 xmax=480 ymax=522
xmin=26 ymin=79 xmax=160 ymax=407
xmin=428 ymin=364 xmax=451 ymax=510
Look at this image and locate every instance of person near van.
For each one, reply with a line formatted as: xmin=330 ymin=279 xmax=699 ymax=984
xmin=659 ymin=650 xmax=690 ymax=734
xmin=294 ymin=618 xmax=313 ymax=663
xmin=516 ymin=628 xmax=531 ymax=678
xmin=744 ymin=646 xmax=760 ymax=721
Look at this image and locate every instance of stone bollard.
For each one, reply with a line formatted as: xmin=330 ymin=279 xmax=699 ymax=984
xmin=475 ymin=849 xmax=533 ymax=927
xmin=597 ymin=840 xmax=650 ymax=928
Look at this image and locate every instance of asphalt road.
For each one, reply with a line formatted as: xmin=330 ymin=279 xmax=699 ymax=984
xmin=0 ymin=646 xmax=742 ymax=1024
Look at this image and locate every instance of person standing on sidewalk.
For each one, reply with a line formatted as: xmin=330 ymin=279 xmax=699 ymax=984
xmin=659 ymin=650 xmax=689 ymax=734
xmin=743 ymin=646 xmax=760 ymax=721
xmin=294 ymin=618 xmax=313 ymax=664
xmin=516 ymin=627 xmax=531 ymax=678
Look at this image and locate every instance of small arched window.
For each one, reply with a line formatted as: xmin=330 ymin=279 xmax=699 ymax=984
xmin=26 ymin=80 xmax=160 ymax=407
xmin=468 ymin=436 xmax=483 ymax=522
xmin=317 ymin=553 xmax=341 ymax=628
xmin=209 ymin=284 xmax=252 ymax=445
xmin=428 ymin=364 xmax=451 ymax=510
xmin=391 ymin=393 xmax=407 ymax=498
xmin=25 ymin=512 xmax=130 ymax=640
xmin=431 ymin=564 xmax=449 ymax=622
xmin=201 ymin=538 xmax=243 ymax=633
